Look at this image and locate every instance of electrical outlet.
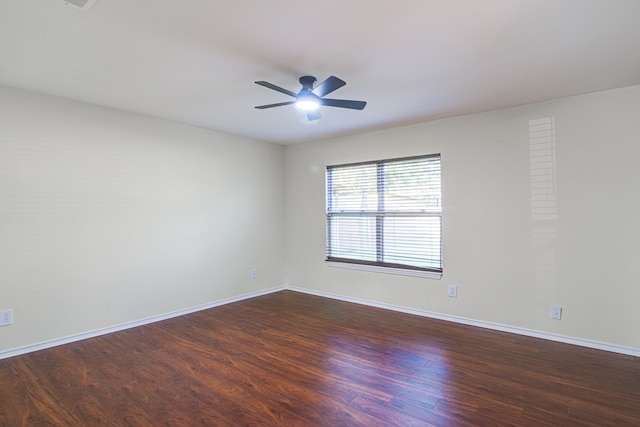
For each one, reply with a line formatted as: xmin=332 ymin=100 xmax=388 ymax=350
xmin=448 ymin=284 xmax=457 ymax=298
xmin=551 ymin=305 xmax=562 ymax=320
xmin=251 ymin=268 xmax=257 ymax=279
xmin=0 ymin=309 xmax=13 ymax=326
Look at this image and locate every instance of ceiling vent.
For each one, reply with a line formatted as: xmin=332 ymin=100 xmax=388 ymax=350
xmin=58 ymin=0 xmax=100 ymax=12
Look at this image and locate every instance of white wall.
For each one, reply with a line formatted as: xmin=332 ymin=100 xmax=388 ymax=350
xmin=0 ymin=86 xmax=285 ymax=353
xmin=285 ymin=85 xmax=640 ymax=350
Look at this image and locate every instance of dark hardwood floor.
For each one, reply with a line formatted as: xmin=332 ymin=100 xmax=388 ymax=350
xmin=1 ymin=290 xmax=639 ymax=426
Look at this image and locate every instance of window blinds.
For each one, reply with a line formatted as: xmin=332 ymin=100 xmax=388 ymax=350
xmin=326 ymin=154 xmax=442 ymax=273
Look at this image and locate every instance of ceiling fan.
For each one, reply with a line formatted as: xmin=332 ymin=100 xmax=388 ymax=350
xmin=254 ymin=75 xmax=366 ymax=121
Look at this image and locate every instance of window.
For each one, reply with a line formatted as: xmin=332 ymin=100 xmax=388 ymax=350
xmin=326 ymin=154 xmax=442 ymax=278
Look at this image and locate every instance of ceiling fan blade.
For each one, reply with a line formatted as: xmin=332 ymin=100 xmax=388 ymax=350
xmin=255 ymin=81 xmax=297 ymax=98
xmin=306 ymin=110 xmax=322 ymax=121
xmin=320 ymin=98 xmax=367 ymax=110
xmin=255 ymin=101 xmax=296 ymax=109
xmin=312 ymin=76 xmax=346 ymax=97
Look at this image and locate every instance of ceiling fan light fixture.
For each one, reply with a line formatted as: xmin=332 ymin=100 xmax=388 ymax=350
xmin=296 ymin=99 xmax=320 ymax=110
xmin=295 ymin=90 xmax=319 ymax=110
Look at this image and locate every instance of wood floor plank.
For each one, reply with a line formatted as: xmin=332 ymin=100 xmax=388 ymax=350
xmin=1 ymin=290 xmax=639 ymax=426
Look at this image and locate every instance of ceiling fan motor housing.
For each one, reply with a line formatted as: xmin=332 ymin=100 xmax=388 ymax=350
xmin=299 ymin=76 xmax=317 ymax=89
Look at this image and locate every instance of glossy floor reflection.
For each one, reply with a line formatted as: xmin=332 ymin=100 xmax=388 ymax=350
xmin=1 ymin=290 xmax=638 ymax=426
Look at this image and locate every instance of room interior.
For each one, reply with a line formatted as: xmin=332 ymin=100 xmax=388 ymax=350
xmin=1 ymin=1 xmax=640 ymax=421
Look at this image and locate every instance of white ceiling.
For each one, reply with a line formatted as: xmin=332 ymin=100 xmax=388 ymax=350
xmin=1 ymin=0 xmax=639 ymax=145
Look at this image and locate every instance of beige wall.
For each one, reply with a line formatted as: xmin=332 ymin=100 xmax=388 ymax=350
xmin=2 ymin=84 xmax=639 ymax=355
xmin=0 ymin=86 xmax=285 ymax=352
xmin=285 ymin=85 xmax=640 ymax=350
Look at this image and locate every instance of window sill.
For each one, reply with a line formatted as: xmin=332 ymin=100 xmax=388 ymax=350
xmin=326 ymin=261 xmax=442 ymax=279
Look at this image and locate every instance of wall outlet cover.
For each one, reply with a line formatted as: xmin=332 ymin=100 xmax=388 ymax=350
xmin=448 ymin=284 xmax=457 ymax=298
xmin=0 ymin=309 xmax=13 ymax=326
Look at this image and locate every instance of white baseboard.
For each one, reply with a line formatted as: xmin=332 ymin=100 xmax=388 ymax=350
xmin=286 ymin=286 xmax=640 ymax=358
xmin=0 ymin=286 xmax=285 ymax=360
xmin=2 ymin=284 xmax=638 ymax=360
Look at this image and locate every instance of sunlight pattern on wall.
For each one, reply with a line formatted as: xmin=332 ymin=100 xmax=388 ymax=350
xmin=529 ymin=117 xmax=558 ymax=306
